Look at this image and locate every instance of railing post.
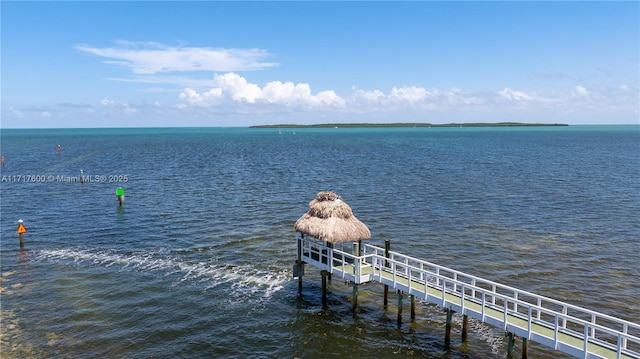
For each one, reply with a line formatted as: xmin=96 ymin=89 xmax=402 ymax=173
xmin=481 ymin=292 xmax=486 ymax=321
xmin=554 ymin=314 xmax=559 ymax=350
xmin=504 ymin=299 xmax=509 ymax=331
xmin=527 ymin=306 xmax=532 ymax=338
xmin=583 ymin=325 xmax=589 ymax=358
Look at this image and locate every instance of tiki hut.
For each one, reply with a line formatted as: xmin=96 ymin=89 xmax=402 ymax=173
xmin=294 ymin=191 xmax=371 ymax=243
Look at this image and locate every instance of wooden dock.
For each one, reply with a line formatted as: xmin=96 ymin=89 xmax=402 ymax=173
xmin=296 ymin=236 xmax=640 ymax=359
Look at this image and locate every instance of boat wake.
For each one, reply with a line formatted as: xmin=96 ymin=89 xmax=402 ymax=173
xmin=33 ymin=247 xmax=288 ymax=300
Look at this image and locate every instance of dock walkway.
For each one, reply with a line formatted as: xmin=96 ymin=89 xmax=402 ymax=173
xmin=297 ymin=236 xmax=640 ymax=359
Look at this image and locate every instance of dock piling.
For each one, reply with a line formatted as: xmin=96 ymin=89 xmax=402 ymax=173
xmin=383 ymin=240 xmax=390 ymax=308
xmin=352 ymin=241 xmax=361 ymax=314
xmin=410 ymin=295 xmax=416 ymax=321
xmin=507 ymin=332 xmax=515 ymax=357
xmin=397 ymin=291 xmax=404 ymax=326
xmin=296 ymin=235 xmax=303 ymax=294
xmin=321 ymin=270 xmax=329 ymax=307
xmin=462 ymin=314 xmax=469 ymax=342
xmin=444 ymin=308 xmax=453 ymax=347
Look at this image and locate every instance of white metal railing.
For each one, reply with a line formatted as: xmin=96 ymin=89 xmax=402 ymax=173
xmin=297 ymin=237 xmax=640 ymax=359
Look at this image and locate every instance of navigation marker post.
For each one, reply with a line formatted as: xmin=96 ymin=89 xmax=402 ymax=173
xmin=116 ymin=187 xmax=125 ymax=206
xmin=17 ymin=219 xmax=27 ymax=248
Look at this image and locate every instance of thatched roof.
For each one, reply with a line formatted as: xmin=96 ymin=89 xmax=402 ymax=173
xmin=294 ymin=191 xmax=371 ymax=243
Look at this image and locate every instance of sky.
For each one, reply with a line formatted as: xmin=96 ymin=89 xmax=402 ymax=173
xmin=1 ymin=1 xmax=639 ymax=128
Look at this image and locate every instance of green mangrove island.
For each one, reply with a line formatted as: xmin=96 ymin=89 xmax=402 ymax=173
xmin=250 ymin=122 xmax=568 ymax=128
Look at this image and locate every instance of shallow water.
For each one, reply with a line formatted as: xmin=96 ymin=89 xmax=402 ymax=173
xmin=1 ymin=125 xmax=639 ymax=358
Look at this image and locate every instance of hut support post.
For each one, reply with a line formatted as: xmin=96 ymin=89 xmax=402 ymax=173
xmin=397 ymin=291 xmax=403 ymax=326
xmin=462 ymin=314 xmax=469 ymax=342
xmin=321 ymin=270 xmax=329 ymax=307
xmin=445 ymin=308 xmax=453 ymax=348
xmin=352 ymin=241 xmax=360 ymax=314
xmin=297 ymin=236 xmax=303 ymax=294
xmin=522 ymin=337 xmax=528 ymax=359
xmin=383 ymin=240 xmax=390 ymax=308
xmin=410 ymin=295 xmax=416 ymax=321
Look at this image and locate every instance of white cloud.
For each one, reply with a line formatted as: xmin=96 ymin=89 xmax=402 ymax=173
xmin=214 ymin=73 xmax=262 ymax=103
xmin=574 ymin=85 xmax=589 ymax=97
xmin=101 ymin=98 xmax=117 ymax=107
xmin=101 ymin=97 xmax=136 ymax=114
xmin=389 ymin=86 xmax=430 ymax=103
xmin=499 ymin=88 xmax=534 ymax=102
xmin=174 ymin=73 xmax=640 ymax=119
xmin=10 ymin=107 xmax=24 ymax=118
xmin=178 ymin=73 xmax=344 ymax=111
xmin=77 ymin=41 xmax=278 ymax=74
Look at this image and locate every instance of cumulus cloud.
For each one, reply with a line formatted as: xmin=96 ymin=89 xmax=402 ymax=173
xmin=178 ymin=73 xmax=344 ymax=111
xmin=77 ymin=41 xmax=278 ymax=74
xmin=181 ymin=73 xmax=496 ymax=114
xmin=70 ymin=41 xmax=637 ymax=123
xmin=101 ymin=97 xmax=137 ymax=114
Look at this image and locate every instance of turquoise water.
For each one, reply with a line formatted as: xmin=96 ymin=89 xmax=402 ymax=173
xmin=1 ymin=125 xmax=639 ymax=358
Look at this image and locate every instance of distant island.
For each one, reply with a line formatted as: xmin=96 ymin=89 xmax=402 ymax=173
xmin=250 ymin=122 xmax=569 ymax=128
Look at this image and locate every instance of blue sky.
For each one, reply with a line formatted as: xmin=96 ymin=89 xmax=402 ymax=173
xmin=2 ymin=1 xmax=638 ymax=128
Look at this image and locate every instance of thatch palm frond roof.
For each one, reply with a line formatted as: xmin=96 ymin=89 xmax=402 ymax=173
xmin=294 ymin=191 xmax=371 ymax=243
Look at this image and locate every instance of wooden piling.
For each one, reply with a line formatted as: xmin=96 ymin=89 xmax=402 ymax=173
xmin=507 ymin=332 xmax=515 ymax=357
xmin=444 ymin=308 xmax=453 ymax=347
xmin=321 ymin=270 xmax=329 ymax=307
xmin=383 ymin=240 xmax=390 ymax=308
xmin=383 ymin=283 xmax=389 ymax=309
xmin=410 ymin=295 xmax=416 ymax=321
xmin=297 ymin=236 xmax=303 ymax=294
xmin=352 ymin=285 xmax=358 ymax=315
xmin=462 ymin=314 xmax=469 ymax=342
xmin=352 ymin=241 xmax=361 ymax=314
xmin=522 ymin=337 xmax=528 ymax=359
xmin=397 ymin=291 xmax=403 ymax=326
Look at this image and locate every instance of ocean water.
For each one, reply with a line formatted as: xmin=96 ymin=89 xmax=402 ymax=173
xmin=1 ymin=125 xmax=638 ymax=358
